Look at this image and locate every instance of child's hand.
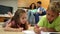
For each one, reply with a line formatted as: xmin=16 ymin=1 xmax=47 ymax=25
xmin=18 ymin=28 xmax=23 ymax=32
xmin=34 ymin=25 xmax=41 ymax=34
xmin=8 ymin=12 xmax=12 ymax=17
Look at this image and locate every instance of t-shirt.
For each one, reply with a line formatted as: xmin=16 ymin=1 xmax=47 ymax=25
xmin=29 ymin=9 xmax=37 ymax=13
xmin=37 ymin=7 xmax=46 ymax=12
xmin=9 ymin=21 xmax=27 ymax=30
xmin=38 ymin=15 xmax=60 ymax=31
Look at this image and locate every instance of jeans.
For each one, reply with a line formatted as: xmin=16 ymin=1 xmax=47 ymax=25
xmin=27 ymin=11 xmax=35 ymax=26
xmin=34 ymin=11 xmax=46 ymax=24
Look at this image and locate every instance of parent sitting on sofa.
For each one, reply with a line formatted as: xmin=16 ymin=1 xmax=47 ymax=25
xmin=34 ymin=1 xmax=46 ymax=24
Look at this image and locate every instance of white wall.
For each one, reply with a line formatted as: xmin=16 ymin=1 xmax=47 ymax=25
xmin=0 ymin=0 xmax=18 ymax=14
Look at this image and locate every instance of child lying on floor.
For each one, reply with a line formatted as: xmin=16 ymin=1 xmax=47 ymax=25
xmin=34 ymin=1 xmax=60 ymax=34
xmin=4 ymin=9 xmax=30 ymax=32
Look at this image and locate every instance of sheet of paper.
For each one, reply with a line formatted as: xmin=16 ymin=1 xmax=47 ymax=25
xmin=23 ymin=30 xmax=60 ymax=34
xmin=22 ymin=30 xmax=35 ymax=34
xmin=41 ymin=31 xmax=60 ymax=34
xmin=23 ymin=30 xmax=49 ymax=34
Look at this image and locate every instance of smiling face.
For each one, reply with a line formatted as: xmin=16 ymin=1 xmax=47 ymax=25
xmin=20 ymin=13 xmax=27 ymax=24
xmin=46 ymin=10 xmax=59 ymax=22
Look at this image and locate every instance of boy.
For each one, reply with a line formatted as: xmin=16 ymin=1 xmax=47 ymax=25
xmin=34 ymin=1 xmax=60 ymax=34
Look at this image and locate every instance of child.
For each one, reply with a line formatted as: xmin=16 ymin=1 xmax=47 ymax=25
xmin=4 ymin=9 xmax=29 ymax=32
xmin=34 ymin=1 xmax=60 ymax=34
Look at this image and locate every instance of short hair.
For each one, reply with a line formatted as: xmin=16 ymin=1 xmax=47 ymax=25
xmin=37 ymin=1 xmax=42 ymax=4
xmin=47 ymin=1 xmax=60 ymax=13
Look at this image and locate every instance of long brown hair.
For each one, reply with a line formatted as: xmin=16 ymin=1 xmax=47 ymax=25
xmin=29 ymin=3 xmax=36 ymax=9
xmin=11 ymin=9 xmax=28 ymax=30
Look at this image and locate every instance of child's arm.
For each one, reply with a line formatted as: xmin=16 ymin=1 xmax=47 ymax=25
xmin=40 ymin=27 xmax=56 ymax=32
xmin=47 ymin=28 xmax=56 ymax=32
xmin=26 ymin=21 xmax=31 ymax=30
xmin=8 ymin=12 xmax=13 ymax=18
xmin=4 ymin=27 xmax=23 ymax=32
xmin=4 ymin=23 xmax=23 ymax=32
xmin=27 ymin=22 xmax=31 ymax=28
xmin=34 ymin=25 xmax=56 ymax=33
xmin=34 ymin=25 xmax=41 ymax=34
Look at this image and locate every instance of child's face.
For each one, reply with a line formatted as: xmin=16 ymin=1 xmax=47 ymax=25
xmin=46 ymin=10 xmax=58 ymax=22
xmin=20 ymin=13 xmax=27 ymax=24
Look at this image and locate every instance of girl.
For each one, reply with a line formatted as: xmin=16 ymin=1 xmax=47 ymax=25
xmin=4 ymin=9 xmax=29 ymax=32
